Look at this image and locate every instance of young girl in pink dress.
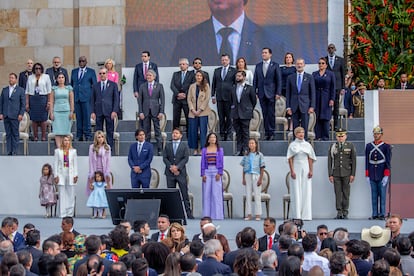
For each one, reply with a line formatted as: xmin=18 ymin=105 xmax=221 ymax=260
xmin=39 ymin=163 xmax=57 ymax=218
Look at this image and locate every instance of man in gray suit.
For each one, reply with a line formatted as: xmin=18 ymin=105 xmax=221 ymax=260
xmin=91 ymin=67 xmax=120 ymax=149
xmin=138 ymin=69 xmax=165 ymax=155
xmin=286 ymin=58 xmax=316 ymax=140
xmin=0 ymin=73 xmax=26 ymax=155
xmin=163 ymin=128 xmax=193 ymax=219
xmin=231 ymin=70 xmax=256 ymax=156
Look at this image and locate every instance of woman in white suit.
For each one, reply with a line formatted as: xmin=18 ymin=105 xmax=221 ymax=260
xmin=54 ymin=135 xmax=78 ymax=217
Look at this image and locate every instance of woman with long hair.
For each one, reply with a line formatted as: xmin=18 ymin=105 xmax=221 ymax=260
xmin=236 ymin=57 xmax=254 ymax=85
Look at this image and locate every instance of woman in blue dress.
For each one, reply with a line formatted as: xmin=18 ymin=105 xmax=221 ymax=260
xmin=50 ymin=72 xmax=74 ymax=149
xmin=280 ymin=52 xmax=296 ymax=97
xmin=86 ymin=171 xmax=109 ymax=218
xmin=312 ymin=57 xmax=336 ymax=140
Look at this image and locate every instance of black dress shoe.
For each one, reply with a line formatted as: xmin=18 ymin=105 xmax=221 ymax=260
xmin=77 ymin=137 xmax=84 ymax=142
xmin=377 ymin=215 xmax=385 ymax=220
xmin=343 ymin=215 xmax=348 ymax=219
xmin=334 ymin=214 xmax=343 ymax=219
xmin=265 ymin=136 xmax=271 ymax=141
xmin=187 ymin=214 xmax=195 ymax=219
xmin=369 ymin=216 xmax=378 ymax=220
xmin=7 ymin=152 xmax=12 ymax=156
xmin=269 ymin=135 xmax=275 ymax=141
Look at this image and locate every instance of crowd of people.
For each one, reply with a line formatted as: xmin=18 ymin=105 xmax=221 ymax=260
xmin=0 ymin=214 xmax=412 ymax=276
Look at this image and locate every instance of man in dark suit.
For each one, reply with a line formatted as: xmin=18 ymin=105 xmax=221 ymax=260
xmin=395 ymin=72 xmax=414 ymax=89
xmin=45 ymin=56 xmax=69 ymax=85
xmin=18 ymin=59 xmax=33 ymax=90
xmin=231 ymin=70 xmax=256 ymax=155
xmin=258 ymin=217 xmax=280 ymax=252
xmin=224 ymin=227 xmax=259 ymax=272
xmin=138 ymin=69 xmax=165 ymax=155
xmin=61 ymin=217 xmax=81 ymax=237
xmin=71 ymin=56 xmax=97 ymax=141
xmin=133 ymin=50 xmax=159 ymax=98
xmin=326 ymin=43 xmax=345 ymax=129
xmin=212 ymin=54 xmax=236 ymax=141
xmin=286 ymin=58 xmax=316 ymax=140
xmin=149 ymin=215 xmax=170 ymax=242
xmin=197 ymin=239 xmax=232 ymax=275
xmin=260 ymin=250 xmax=278 ymax=276
xmin=192 ymin=58 xmax=210 ymax=85
xmin=0 ymin=73 xmax=26 ymax=156
xmin=22 ymin=229 xmax=42 ymax=275
xmin=128 ymin=129 xmax=153 ymax=188
xmin=16 ymin=250 xmax=39 ymax=276
xmin=170 ymin=0 xmax=282 ymax=66
xmin=163 ymin=128 xmax=193 ymax=219
xmin=91 ymin=67 xmax=120 ymax=149
xmin=253 ymin=47 xmax=282 ymax=140
xmin=170 ymin=58 xmax=195 ymax=130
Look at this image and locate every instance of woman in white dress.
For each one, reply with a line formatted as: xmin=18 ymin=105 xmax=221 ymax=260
xmin=287 ymin=127 xmax=316 ymax=220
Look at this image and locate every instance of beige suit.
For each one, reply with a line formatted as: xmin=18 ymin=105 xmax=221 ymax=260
xmin=187 ymin=83 xmax=211 ymax=118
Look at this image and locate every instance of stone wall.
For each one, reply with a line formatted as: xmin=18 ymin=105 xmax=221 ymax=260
xmin=0 ymin=0 xmax=125 ymax=87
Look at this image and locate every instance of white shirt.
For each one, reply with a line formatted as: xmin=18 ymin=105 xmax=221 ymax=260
xmin=236 ymin=83 xmax=244 ymax=103
xmin=9 ymin=85 xmax=16 ymax=98
xmin=212 ymin=11 xmax=245 ymax=64
xmin=302 ymin=251 xmax=330 ymax=276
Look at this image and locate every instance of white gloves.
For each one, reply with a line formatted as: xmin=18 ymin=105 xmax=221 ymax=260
xmin=382 ymin=176 xmax=389 ymax=187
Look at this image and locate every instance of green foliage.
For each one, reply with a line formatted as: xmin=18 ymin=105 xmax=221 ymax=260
xmin=349 ymin=0 xmax=414 ymax=88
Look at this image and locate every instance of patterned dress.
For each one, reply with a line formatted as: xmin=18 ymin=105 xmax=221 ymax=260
xmin=39 ymin=174 xmax=57 ymax=206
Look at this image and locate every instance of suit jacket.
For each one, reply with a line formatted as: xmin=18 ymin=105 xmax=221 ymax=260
xmin=258 ymin=233 xmax=280 ymax=252
xmin=230 ymin=83 xmax=257 ymax=119
xmin=88 ymin=144 xmax=111 ymax=179
xmin=128 ymin=141 xmax=154 ymax=179
xmin=25 ymin=269 xmax=38 ymax=276
xmin=286 ymin=72 xmax=316 ymax=113
xmin=328 ymin=141 xmax=357 ymax=177
xmin=163 ymin=140 xmax=189 ymax=177
xmin=24 ymin=246 xmax=42 ymax=274
xmin=138 ymin=82 xmax=165 ymax=116
xmin=133 ymin=62 xmax=159 ymax=92
xmin=211 ymin=66 xmax=236 ymax=101
xmin=54 ymin=148 xmax=78 ymax=186
xmin=395 ymin=82 xmax=414 ymax=89
xmin=45 ymin=67 xmax=69 ymax=85
xmin=326 ymin=55 xmax=345 ymax=90
xmin=0 ymin=85 xmax=25 ymax=119
xmin=224 ymin=248 xmax=260 ymax=272
xmin=197 ymin=257 xmax=232 ymax=276
xmin=18 ymin=70 xmax=33 ymax=90
xmin=70 ymin=67 xmax=97 ymax=102
xmin=262 ymin=268 xmax=278 ymax=276
xmin=170 ymin=70 xmax=195 ymax=103
xmin=91 ymin=80 xmax=120 ymax=116
xmin=253 ymin=60 xmax=282 ymax=100
xmin=73 ymin=254 xmax=113 ymax=276
xmin=187 ymin=83 xmax=211 ymax=118
xmin=170 ymin=16 xmax=279 ymax=66
xmin=13 ymin=232 xmax=26 ymax=252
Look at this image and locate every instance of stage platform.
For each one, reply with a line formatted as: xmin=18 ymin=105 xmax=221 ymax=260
xmin=9 ymin=216 xmax=414 ymax=251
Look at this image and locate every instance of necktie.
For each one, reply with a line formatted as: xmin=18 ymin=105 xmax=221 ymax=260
xmin=219 ymin=27 xmax=234 ymax=64
xmin=263 ymin=61 xmax=269 ymax=77
xmin=297 ymin=74 xmax=302 ymax=92
xmin=222 ymin=67 xmax=227 ymax=80
xmin=403 ymin=83 xmax=406 ymax=90
xmin=101 ymin=82 xmax=105 ymax=92
xmin=8 ymin=234 xmax=13 ymax=240
xmin=149 ymin=83 xmax=153 ymax=96
xmin=79 ymin=68 xmax=84 ymax=80
xmin=138 ymin=143 xmax=142 ymax=155
xmin=173 ymin=141 xmax=178 ymax=155
xmin=268 ymin=236 xmax=273 ymax=250
xmin=144 ymin=63 xmax=148 ymax=76
xmin=160 ymin=232 xmax=165 ymax=241
xmin=181 ymin=71 xmax=186 ymax=84
xmin=339 ymin=143 xmax=343 ymax=151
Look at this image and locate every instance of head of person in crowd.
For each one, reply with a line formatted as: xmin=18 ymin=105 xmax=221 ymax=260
xmin=16 ymin=250 xmax=32 ymax=270
xmin=329 ymin=251 xmax=350 ymax=275
xmin=370 ymin=259 xmax=390 ymax=276
xmin=1 ymin=252 xmax=18 ymax=274
xmin=54 ymin=253 xmax=70 ymax=275
xmin=78 ymin=56 xmax=88 ymax=68
xmin=9 ymin=263 xmax=25 ymax=276
xmin=109 ymin=261 xmax=127 ymax=276
xmin=333 ymin=228 xmax=349 ymax=250
xmin=387 ymin=214 xmax=403 ymax=238
xmin=105 ymin=58 xmax=116 ymax=72
xmin=128 ymin=245 xmax=142 ymax=259
xmin=133 ymin=220 xmax=150 ymax=237
xmin=356 ymin=81 xmax=367 ymax=95
xmin=395 ymin=237 xmax=412 ymax=256
xmin=198 ymin=216 xmax=212 ymax=232
xmin=382 ymin=248 xmax=401 ymax=267
xmin=260 ymin=249 xmax=277 ymax=270
xmin=0 ymin=240 xmax=13 ymax=257
xmin=327 ymin=43 xmax=337 ymax=56
xmin=61 ymin=232 xmax=75 ymax=252
xmin=180 ymin=253 xmax=197 ymax=273
xmin=142 ymin=242 xmax=170 ymax=274
xmin=361 ymin=225 xmax=390 ymax=249
xmin=38 ymin=253 xmax=54 ymax=276
xmin=263 ymin=217 xmax=277 ymax=236
xmin=204 ymin=239 xmax=224 ymax=261
xmin=202 ymin=223 xmax=217 ymax=242
xmin=345 ymin=239 xmax=364 ymax=260
xmin=278 ymin=235 xmax=294 ymax=252
xmin=318 ymin=248 xmax=333 ymax=261
xmin=168 ymin=222 xmax=186 ymax=244
xmin=239 ymin=227 xmax=256 ymax=248
xmin=308 ymin=266 xmax=324 ymax=276
xmin=25 ymin=59 xmax=34 ymax=72
xmin=164 ymin=252 xmax=181 ymax=276
xmin=52 ymin=56 xmax=63 ymax=70
xmin=141 ymin=51 xmax=151 ymax=63
xmin=288 ymin=243 xmax=304 ymax=262
xmin=283 ymin=222 xmax=298 ymax=240
xmin=234 ymin=248 xmax=260 ymax=276
xmin=278 ymin=256 xmax=301 ymax=276
xmin=278 ymin=223 xmax=284 ymax=235
xmin=302 ymin=234 xmax=318 ymax=253
xmin=192 ymin=57 xmax=203 ymax=71
xmin=99 ymin=234 xmax=112 ymax=252
xmin=178 ymin=58 xmax=189 ymax=72
xmin=317 ymin=224 xmax=329 ymax=242
xmin=120 ymin=253 xmax=136 ymax=273
xmin=33 ymin=63 xmax=45 ymax=77
xmin=131 ymin=258 xmax=148 ymax=276
xmin=42 ymin=240 xmax=60 ymax=256
xmin=26 ymin=229 xmax=41 ymax=248
xmin=22 ymin=223 xmax=35 ymax=239
xmin=360 ymin=240 xmax=372 ymax=260
xmin=61 ymin=217 xmax=75 ymax=233
xmin=1 ymin=217 xmax=15 ymax=238
xmin=190 ymin=240 xmax=204 ymax=259
xmin=284 ymin=52 xmax=295 ymax=66
xmin=129 ymin=233 xmax=144 ymax=247
xmin=119 ymin=220 xmax=132 ymax=235
xmin=84 ymin=235 xmax=101 ymax=255
xmin=157 ymin=215 xmax=170 ymax=232
xmin=399 ymin=72 xmax=409 ymax=84
xmin=236 ymin=57 xmax=248 ymax=71
xmin=109 ymin=225 xmax=130 ymax=251
xmin=377 ymin=78 xmax=385 ymax=89
xmin=161 ymin=238 xmax=175 ymax=253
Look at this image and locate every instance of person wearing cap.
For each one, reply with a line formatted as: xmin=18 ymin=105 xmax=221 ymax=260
xmin=361 ymin=225 xmax=390 ymax=261
xmin=352 ymin=82 xmax=366 ymax=118
xmin=328 ymin=128 xmax=356 ymax=219
xmin=365 ymin=126 xmax=391 ymax=220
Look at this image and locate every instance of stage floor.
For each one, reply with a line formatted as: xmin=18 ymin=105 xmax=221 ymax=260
xmin=10 ymin=216 xmax=414 ymax=250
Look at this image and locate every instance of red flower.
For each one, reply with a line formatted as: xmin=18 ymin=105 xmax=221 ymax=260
xmin=357 ymin=36 xmax=371 ymax=44
xmin=393 ymin=23 xmax=399 ymax=31
xmin=382 ymin=32 xmax=388 ymax=40
xmin=357 ymin=53 xmax=365 ymax=64
xmin=389 ymin=3 xmax=393 ymax=12
xmin=367 ymin=63 xmax=375 ymax=71
xmin=390 ymin=64 xmax=398 ymax=74
xmin=407 ymin=9 xmax=414 ymax=13
xmin=355 ymin=6 xmax=363 ymax=13
xmin=349 ymin=13 xmax=359 ymax=23
xmin=382 ymin=52 xmax=389 ymax=63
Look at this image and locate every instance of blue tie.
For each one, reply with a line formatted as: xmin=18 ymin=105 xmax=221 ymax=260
xmin=173 ymin=142 xmax=178 ymax=155
xmin=297 ymin=74 xmax=302 ymax=93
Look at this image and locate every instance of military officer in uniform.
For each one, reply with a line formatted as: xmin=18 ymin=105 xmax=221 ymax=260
xmin=365 ymin=126 xmax=391 ymax=220
xmin=328 ymin=128 xmax=356 ymax=219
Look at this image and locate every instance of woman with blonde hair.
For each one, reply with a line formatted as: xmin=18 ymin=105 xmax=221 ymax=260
xmin=104 ymin=58 xmax=119 ymax=84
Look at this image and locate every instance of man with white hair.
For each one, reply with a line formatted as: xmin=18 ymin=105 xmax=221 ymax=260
xmin=197 ymin=239 xmax=231 ymax=276
xmin=260 ymin=250 xmax=278 ymax=276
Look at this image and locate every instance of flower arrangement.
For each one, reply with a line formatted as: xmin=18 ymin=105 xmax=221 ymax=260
xmin=349 ymin=0 xmax=414 ymax=89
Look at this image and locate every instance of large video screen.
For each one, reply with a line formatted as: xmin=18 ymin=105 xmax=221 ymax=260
xmin=126 ymin=0 xmax=328 ymax=67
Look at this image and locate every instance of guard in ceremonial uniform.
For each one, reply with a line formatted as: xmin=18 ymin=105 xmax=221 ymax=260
xmin=328 ymin=128 xmax=356 ymax=219
xmin=365 ymin=126 xmax=391 ymax=220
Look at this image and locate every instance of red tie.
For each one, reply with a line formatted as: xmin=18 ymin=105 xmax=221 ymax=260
xmin=160 ymin=232 xmax=165 ymax=241
xmin=268 ymin=236 xmax=273 ymax=250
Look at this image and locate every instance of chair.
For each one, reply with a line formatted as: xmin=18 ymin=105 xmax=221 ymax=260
xmin=283 ymin=172 xmax=291 ymax=220
xmin=112 ymin=115 xmax=120 ymax=155
xmin=287 ymin=112 xmax=317 ymax=146
xmin=47 ymin=120 xmax=74 ymax=155
xmin=275 ymin=96 xmax=288 ymax=140
xmin=233 ymin=109 xmax=262 ymax=152
xmin=222 ymin=169 xmax=233 ymax=218
xmin=185 ymin=175 xmax=194 ymax=214
xmin=243 ymin=169 xmax=271 ymax=218
xmin=2 ymin=112 xmax=30 ymax=155
xmin=207 ymin=110 xmax=218 ymax=133
xmin=149 ymin=168 xmax=160 ymax=189
xmin=180 ymin=110 xmax=187 ymax=131
xmin=150 ymin=113 xmax=167 ymax=149
xmin=338 ymin=93 xmax=348 ymax=129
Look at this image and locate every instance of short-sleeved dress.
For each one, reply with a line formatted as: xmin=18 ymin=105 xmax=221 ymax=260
xmin=86 ymin=182 xmax=108 ymax=208
xmin=52 ymin=85 xmax=72 ymax=135
xmin=39 ymin=174 xmax=57 ymax=206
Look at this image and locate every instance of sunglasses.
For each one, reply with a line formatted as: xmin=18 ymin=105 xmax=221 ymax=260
xmin=318 ymin=62 xmax=326 ymax=65
xmin=193 ymin=62 xmax=202 ymax=64
xmin=319 ymin=232 xmax=328 ymax=236
xmin=99 ymin=72 xmax=106 ymax=75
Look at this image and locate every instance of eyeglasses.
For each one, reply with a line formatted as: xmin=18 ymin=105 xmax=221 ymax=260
xmin=79 ymin=60 xmax=86 ymax=62
xmin=99 ymin=72 xmax=106 ymax=75
xmin=318 ymin=62 xmax=326 ymax=65
xmin=319 ymin=232 xmax=328 ymax=236
xmin=193 ymin=62 xmax=202 ymax=64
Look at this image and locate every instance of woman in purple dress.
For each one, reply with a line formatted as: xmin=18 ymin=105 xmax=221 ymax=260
xmin=87 ymin=131 xmax=111 ymax=195
xmin=312 ymin=57 xmax=336 ymax=140
xmin=200 ymin=133 xmax=224 ymax=220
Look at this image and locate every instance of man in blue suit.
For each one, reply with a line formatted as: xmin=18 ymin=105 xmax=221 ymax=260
xmin=133 ymin=51 xmax=159 ymax=98
xmin=253 ymin=48 xmax=282 ymax=140
xmin=128 ymin=129 xmax=154 ymax=188
xmin=197 ymin=239 xmax=231 ymax=275
xmin=71 ymin=56 xmax=97 ymax=141
xmin=286 ymin=58 xmax=316 ymax=140
xmin=91 ymin=68 xmax=120 ymax=149
xmin=0 ymin=73 xmax=26 ymax=155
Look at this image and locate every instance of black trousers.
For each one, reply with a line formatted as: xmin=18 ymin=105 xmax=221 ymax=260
xmin=217 ymin=100 xmax=232 ymax=138
xmin=172 ymin=101 xmax=189 ymax=130
xmin=233 ymin=118 xmax=250 ymax=152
